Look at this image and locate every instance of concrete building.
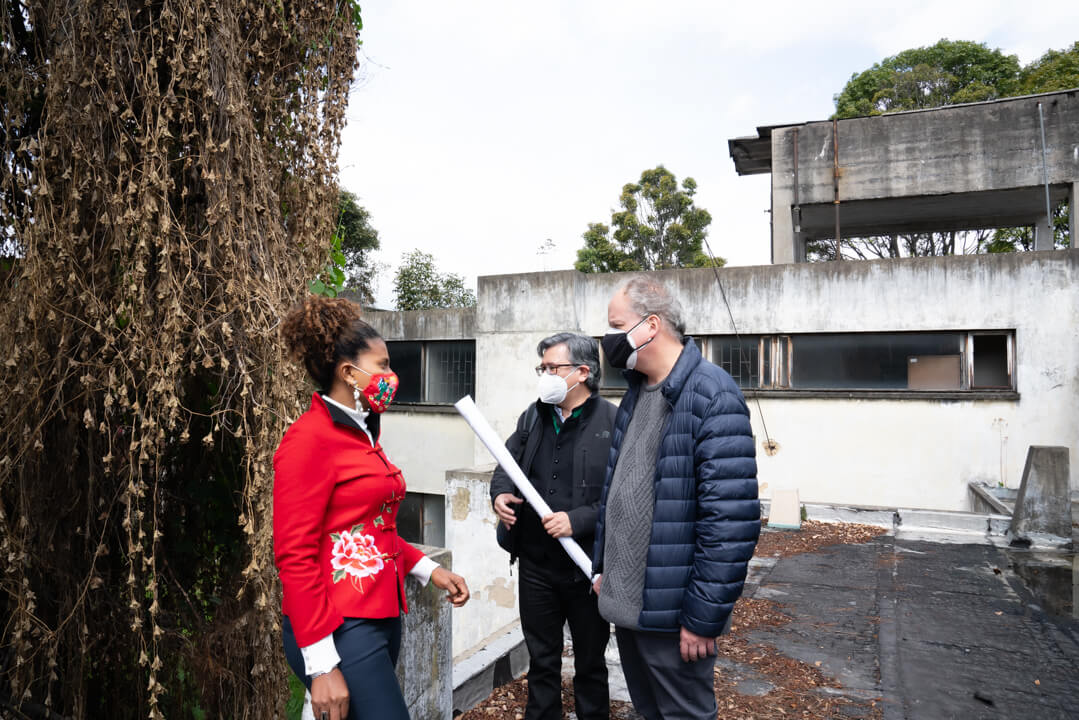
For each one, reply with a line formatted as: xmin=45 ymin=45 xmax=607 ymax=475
xmin=367 ymin=250 xmax=1079 ymax=665
xmin=728 ymin=89 xmax=1079 ymax=263
xmin=362 ymin=91 xmax=1079 ymax=688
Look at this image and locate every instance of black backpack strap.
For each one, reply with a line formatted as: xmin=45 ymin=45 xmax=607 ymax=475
xmin=497 ymin=403 xmax=543 ymax=562
xmin=523 ymin=402 xmax=540 ymax=436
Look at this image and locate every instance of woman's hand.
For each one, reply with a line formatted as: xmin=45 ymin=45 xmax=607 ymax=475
xmin=310 ymin=667 xmax=349 ymax=720
xmin=431 ymin=567 xmax=470 ymax=607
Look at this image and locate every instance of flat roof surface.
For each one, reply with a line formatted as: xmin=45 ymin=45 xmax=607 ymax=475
xmin=743 ymin=531 xmax=1079 ymax=717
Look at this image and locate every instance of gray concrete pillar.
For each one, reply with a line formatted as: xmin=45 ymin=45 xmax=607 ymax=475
xmin=1009 ymin=446 xmax=1072 ymax=543
xmin=1070 ymin=182 xmax=1077 ymax=249
xmin=1033 ymin=214 xmax=1054 ymax=251
xmin=398 ymin=545 xmax=453 ymax=720
xmin=770 ymin=128 xmax=797 ymax=264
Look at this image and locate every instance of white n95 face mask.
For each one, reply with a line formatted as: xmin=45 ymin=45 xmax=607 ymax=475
xmin=536 ymin=371 xmax=578 ymax=405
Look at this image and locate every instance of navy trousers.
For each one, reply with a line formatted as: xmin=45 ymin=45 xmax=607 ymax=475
xmin=614 ymin=626 xmax=717 ymax=720
xmin=283 ymin=616 xmax=409 ymax=720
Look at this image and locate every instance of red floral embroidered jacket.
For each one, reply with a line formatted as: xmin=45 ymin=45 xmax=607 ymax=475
xmin=273 ymin=393 xmax=425 ymax=647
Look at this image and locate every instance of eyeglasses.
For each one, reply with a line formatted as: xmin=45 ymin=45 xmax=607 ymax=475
xmin=534 ymin=363 xmax=578 ymax=376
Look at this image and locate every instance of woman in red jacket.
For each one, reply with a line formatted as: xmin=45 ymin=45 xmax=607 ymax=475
xmin=274 ymin=296 xmax=469 ymax=720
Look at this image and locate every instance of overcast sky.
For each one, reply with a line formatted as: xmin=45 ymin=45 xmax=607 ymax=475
xmin=337 ymin=1 xmax=1079 ymax=308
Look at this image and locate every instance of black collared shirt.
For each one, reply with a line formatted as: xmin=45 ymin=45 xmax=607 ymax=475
xmin=515 ymin=400 xmax=588 ymax=569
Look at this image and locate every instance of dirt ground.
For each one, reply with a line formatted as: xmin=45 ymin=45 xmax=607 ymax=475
xmin=459 ymin=521 xmax=888 ymax=720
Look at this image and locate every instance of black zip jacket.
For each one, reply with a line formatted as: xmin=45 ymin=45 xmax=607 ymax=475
xmin=490 ymin=392 xmax=617 ymax=564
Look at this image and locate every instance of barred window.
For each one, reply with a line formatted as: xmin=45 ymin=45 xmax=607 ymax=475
xmin=386 ymin=340 xmax=476 ymax=404
xmin=426 ymin=341 xmax=475 ymax=403
xmin=712 ymin=336 xmax=761 ymax=389
xmin=699 ymin=331 xmax=1013 ymax=393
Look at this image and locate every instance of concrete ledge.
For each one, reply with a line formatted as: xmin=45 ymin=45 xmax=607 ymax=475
xmin=452 ymin=622 xmax=528 ymax=715
xmin=388 ymin=403 xmax=462 ymax=415
xmin=744 ymin=389 xmax=1020 ymax=402
xmin=762 ymin=498 xmax=1033 ymax=546
xmin=967 ymin=481 xmax=1013 ymax=515
xmin=898 ymin=508 xmax=1006 ymax=533
xmin=804 ymin=503 xmax=896 ymax=528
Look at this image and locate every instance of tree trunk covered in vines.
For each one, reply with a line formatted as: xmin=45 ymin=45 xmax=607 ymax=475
xmin=0 ymin=1 xmax=359 ymax=717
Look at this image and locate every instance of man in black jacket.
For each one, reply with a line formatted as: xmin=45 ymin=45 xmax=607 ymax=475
xmin=490 ymin=332 xmax=617 ymax=720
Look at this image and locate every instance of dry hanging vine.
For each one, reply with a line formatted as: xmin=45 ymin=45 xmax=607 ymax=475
xmin=0 ymin=0 xmax=360 ymax=717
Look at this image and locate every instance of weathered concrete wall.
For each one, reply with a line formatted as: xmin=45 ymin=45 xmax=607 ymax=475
xmin=444 ymin=466 xmax=521 ymax=658
xmin=762 ymin=91 xmax=1079 ymax=262
xmin=381 ymin=411 xmax=475 ymax=495
xmin=473 ymin=252 xmax=1079 ymax=509
xmin=398 ymin=545 xmax=453 ymax=720
xmin=366 ymin=307 xmax=476 ymax=341
xmin=772 ymin=91 xmax=1079 ymax=206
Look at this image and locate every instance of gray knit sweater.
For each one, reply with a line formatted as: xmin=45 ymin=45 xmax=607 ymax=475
xmin=597 ymin=383 xmax=669 ymax=629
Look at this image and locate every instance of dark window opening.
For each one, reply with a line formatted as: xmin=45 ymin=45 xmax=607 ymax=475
xmin=389 ymin=341 xmax=422 ymax=403
xmin=385 ymin=340 xmax=475 ymax=404
xmin=791 ymin=332 xmax=963 ymax=390
xmin=598 ymin=345 xmax=629 ymax=390
xmin=972 ymin=334 xmax=1010 ymax=388
xmin=397 ymin=492 xmax=445 ymax=547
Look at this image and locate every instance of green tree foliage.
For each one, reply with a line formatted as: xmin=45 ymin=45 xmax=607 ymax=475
xmin=575 ymin=166 xmax=722 ymax=273
xmin=393 ymin=249 xmax=476 ymax=310
xmin=819 ymin=39 xmax=1072 ymax=261
xmin=336 ymin=189 xmax=381 ymax=301
xmin=833 ymin=39 xmax=1020 ymax=119
xmin=310 ymin=191 xmax=382 ymax=301
xmin=1018 ymin=41 xmax=1079 ymax=94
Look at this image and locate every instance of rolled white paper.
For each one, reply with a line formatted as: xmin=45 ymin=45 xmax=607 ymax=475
xmin=454 ymin=395 xmax=594 ymax=580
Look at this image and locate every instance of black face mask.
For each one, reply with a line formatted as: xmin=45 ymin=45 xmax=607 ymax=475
xmin=601 ymin=317 xmax=653 ymax=370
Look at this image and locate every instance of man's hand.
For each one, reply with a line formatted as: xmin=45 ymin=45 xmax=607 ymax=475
xmin=493 ymin=493 xmax=523 ymax=527
xmin=679 ymin=627 xmax=718 ymax=663
xmin=591 ymin=574 xmax=602 ymax=595
xmin=310 ymin=667 xmax=349 ymax=720
xmin=430 ymin=567 xmax=470 ymax=607
xmin=541 ymin=511 xmax=572 ymax=538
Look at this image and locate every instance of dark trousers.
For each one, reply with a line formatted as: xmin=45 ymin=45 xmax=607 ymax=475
xmin=614 ymin=627 xmax=717 ymax=720
xmin=282 ymin=616 xmax=409 ymax=720
xmin=519 ymin=558 xmax=610 ymax=720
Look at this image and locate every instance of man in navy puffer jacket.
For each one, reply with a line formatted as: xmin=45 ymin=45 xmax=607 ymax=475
xmin=593 ymin=276 xmax=760 ymax=720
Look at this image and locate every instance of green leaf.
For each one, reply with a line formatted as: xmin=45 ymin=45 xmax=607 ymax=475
xmin=332 ymin=568 xmax=346 ymax=583
xmin=350 ymin=523 xmax=364 ymax=534
xmin=330 ymin=532 xmax=341 ymax=542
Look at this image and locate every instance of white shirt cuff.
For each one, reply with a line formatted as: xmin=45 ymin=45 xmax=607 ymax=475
xmin=409 ymin=556 xmax=439 ymax=587
xmin=299 ymin=632 xmax=341 ymax=677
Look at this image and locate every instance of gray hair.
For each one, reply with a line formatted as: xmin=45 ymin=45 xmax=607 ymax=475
xmin=621 ymin=276 xmax=686 ymax=339
xmin=536 ymin=332 xmax=601 ymax=391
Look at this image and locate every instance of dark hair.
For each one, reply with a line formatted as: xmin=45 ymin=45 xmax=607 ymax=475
xmin=281 ymin=295 xmax=382 ymax=391
xmin=537 ymin=332 xmax=601 ymax=391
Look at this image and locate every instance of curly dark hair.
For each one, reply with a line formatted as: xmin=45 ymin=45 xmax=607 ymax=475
xmin=281 ymin=295 xmax=382 ymax=391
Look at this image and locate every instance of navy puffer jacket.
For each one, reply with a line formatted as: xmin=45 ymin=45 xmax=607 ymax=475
xmin=592 ymin=338 xmax=760 ymax=636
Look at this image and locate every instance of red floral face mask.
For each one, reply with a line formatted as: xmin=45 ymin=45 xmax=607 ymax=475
xmin=350 ymin=366 xmax=399 ymax=414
